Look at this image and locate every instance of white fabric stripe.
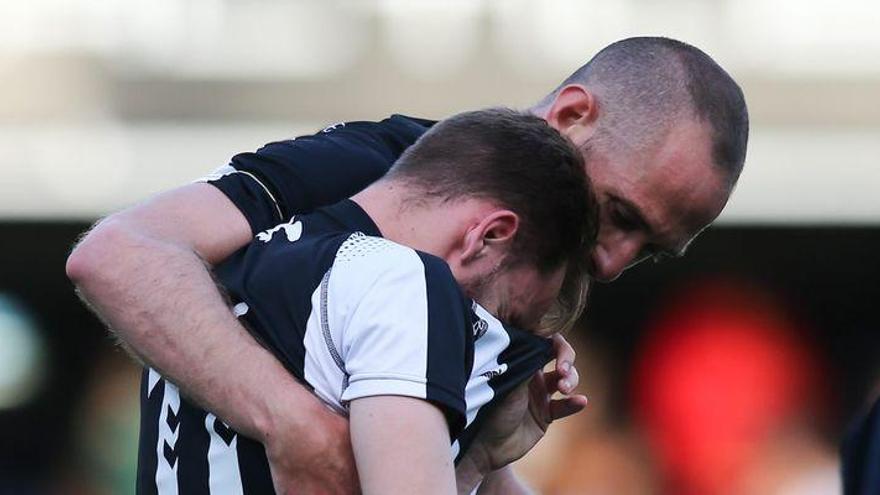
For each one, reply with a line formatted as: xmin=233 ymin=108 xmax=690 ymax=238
xmin=195 ymin=164 xmax=236 ymax=183
xmin=343 ymin=377 xmax=428 ymax=402
xmin=462 ymin=304 xmax=510 ymax=428
xmin=148 ymin=367 xmax=162 ymax=398
xmin=304 ymin=281 xmax=348 ymax=415
xmin=155 ymin=378 xmax=180 ymax=495
xmin=205 ymin=413 xmax=244 ymax=495
xmin=335 ymin=244 xmax=430 ymax=405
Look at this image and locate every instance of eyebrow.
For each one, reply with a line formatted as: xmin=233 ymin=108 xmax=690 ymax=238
xmin=614 ymin=196 xmax=688 ymax=258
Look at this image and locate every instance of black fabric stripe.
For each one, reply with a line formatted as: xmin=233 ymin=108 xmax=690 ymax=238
xmin=494 ymin=325 xmax=554 ymax=399
xmin=418 ymin=252 xmax=472 ymax=439
xmin=236 ymin=435 xmax=274 ymax=495
xmin=320 ymin=199 xmax=383 ymax=238
xmin=136 ymin=369 xmax=161 ymax=495
xmin=175 ymin=399 xmax=211 ymax=495
xmin=455 ymin=324 xmax=553 ymax=462
xmin=228 ymin=162 xmax=288 ymax=220
xmin=207 ymin=174 xmax=286 ymax=236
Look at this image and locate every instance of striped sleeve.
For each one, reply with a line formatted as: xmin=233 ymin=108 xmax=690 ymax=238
xmin=330 ymin=240 xmax=472 ymax=437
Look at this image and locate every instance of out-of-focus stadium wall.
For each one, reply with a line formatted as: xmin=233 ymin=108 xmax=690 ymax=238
xmin=1 ymin=2 xmax=878 ymax=493
xmin=0 ymin=0 xmax=878 ymax=223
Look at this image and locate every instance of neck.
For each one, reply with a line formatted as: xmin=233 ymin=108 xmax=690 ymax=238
xmin=352 ymin=180 xmax=507 ymax=314
xmin=350 ymin=180 xmax=457 ymax=260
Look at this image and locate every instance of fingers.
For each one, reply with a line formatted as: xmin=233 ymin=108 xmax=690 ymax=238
xmin=543 ymin=364 xmax=579 ymax=395
xmin=560 ymin=363 xmax=579 ymax=394
xmin=551 ymin=334 xmax=576 ymax=379
xmin=548 ymin=395 xmax=588 ymax=421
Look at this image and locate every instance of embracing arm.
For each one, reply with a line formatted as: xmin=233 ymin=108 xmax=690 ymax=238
xmin=66 ymin=183 xmax=357 ymax=494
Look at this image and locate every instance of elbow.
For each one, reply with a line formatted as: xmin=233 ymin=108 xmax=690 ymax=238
xmin=66 ymin=218 xmax=128 ymax=288
xmin=66 ymin=238 xmax=95 ymax=287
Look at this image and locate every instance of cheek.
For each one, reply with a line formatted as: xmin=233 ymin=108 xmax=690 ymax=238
xmin=527 ymin=277 xmax=564 ymax=314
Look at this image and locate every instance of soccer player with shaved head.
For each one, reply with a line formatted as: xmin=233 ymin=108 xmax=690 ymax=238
xmin=68 ymin=37 xmax=748 ymax=494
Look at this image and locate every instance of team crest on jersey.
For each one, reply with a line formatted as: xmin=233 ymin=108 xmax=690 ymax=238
xmin=256 ymin=219 xmax=303 ymax=243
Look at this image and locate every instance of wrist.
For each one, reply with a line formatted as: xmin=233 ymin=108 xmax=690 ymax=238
xmin=455 ymin=451 xmax=488 ymax=495
xmin=257 ymin=378 xmax=314 ymax=445
xmin=462 ymin=442 xmax=494 ymax=477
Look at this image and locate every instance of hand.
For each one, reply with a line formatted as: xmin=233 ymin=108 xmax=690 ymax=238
xmin=264 ymin=404 xmax=360 ymax=495
xmin=466 ymin=335 xmax=588 ymax=474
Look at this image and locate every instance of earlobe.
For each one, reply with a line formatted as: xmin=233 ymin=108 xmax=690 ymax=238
xmin=546 ymin=85 xmax=599 ymax=147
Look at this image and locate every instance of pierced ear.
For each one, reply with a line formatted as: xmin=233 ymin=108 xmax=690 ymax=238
xmin=546 ymin=85 xmax=598 ymax=146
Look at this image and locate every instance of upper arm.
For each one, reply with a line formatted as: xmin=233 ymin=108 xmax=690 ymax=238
xmin=333 ymin=245 xmax=472 ymax=435
xmin=350 ymin=395 xmax=456 ymax=495
xmin=109 ymin=182 xmax=253 ymax=264
xmin=68 ymin=182 xmax=252 ymax=280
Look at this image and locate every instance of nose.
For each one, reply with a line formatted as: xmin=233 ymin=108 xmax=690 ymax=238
xmin=590 ymin=234 xmax=644 ymax=282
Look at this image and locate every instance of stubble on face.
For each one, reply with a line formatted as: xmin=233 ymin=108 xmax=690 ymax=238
xmin=578 ymin=119 xmax=731 ymax=280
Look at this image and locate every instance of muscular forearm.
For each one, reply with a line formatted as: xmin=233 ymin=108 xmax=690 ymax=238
xmin=66 ymin=184 xmax=323 ymax=440
xmin=68 ymin=215 xmax=308 ymax=441
xmin=67 ymin=184 xmax=359 ymax=493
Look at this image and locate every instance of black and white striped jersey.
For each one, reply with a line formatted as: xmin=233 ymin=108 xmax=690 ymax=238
xmin=137 ymin=200 xmax=552 ymax=494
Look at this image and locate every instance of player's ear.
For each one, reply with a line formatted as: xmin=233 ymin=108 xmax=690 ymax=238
xmin=459 ymin=210 xmax=519 ymax=264
xmin=544 ymin=85 xmax=599 ymax=148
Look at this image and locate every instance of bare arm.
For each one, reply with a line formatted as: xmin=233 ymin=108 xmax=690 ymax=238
xmin=477 ymin=466 xmax=535 ymax=495
xmin=350 ymin=396 xmax=456 ymax=495
xmin=66 ymin=183 xmax=357 ymax=494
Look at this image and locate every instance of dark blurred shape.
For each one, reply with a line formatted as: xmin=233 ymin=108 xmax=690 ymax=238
xmin=0 ymin=294 xmax=46 ymax=411
xmin=631 ymin=279 xmax=831 ymax=494
xmin=842 ymin=393 xmax=880 ymax=495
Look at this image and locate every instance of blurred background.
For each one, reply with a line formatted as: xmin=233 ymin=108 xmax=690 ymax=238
xmin=1 ymin=0 xmax=878 ymax=493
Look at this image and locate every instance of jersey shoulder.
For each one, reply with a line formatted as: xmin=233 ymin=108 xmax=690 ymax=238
xmin=330 ymin=234 xmax=459 ymax=299
xmin=254 ymin=114 xmax=433 ymax=168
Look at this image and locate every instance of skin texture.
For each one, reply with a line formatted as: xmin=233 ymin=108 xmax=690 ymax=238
xmin=66 ymin=184 xmax=359 ymax=494
xmin=539 ymin=85 xmax=730 ymax=282
xmin=351 ymin=184 xmax=568 ymax=332
xmin=67 ymin=84 xmax=732 ymax=494
xmin=350 ymin=396 xmax=456 ymax=495
xmin=338 ymin=184 xmax=584 ymax=494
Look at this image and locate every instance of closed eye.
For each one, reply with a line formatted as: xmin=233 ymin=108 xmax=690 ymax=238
xmin=609 ymin=199 xmax=645 ymax=233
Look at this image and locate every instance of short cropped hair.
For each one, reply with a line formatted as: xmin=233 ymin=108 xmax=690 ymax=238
xmin=387 ymin=108 xmax=598 ymax=274
xmin=545 ymin=36 xmax=749 ymax=184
